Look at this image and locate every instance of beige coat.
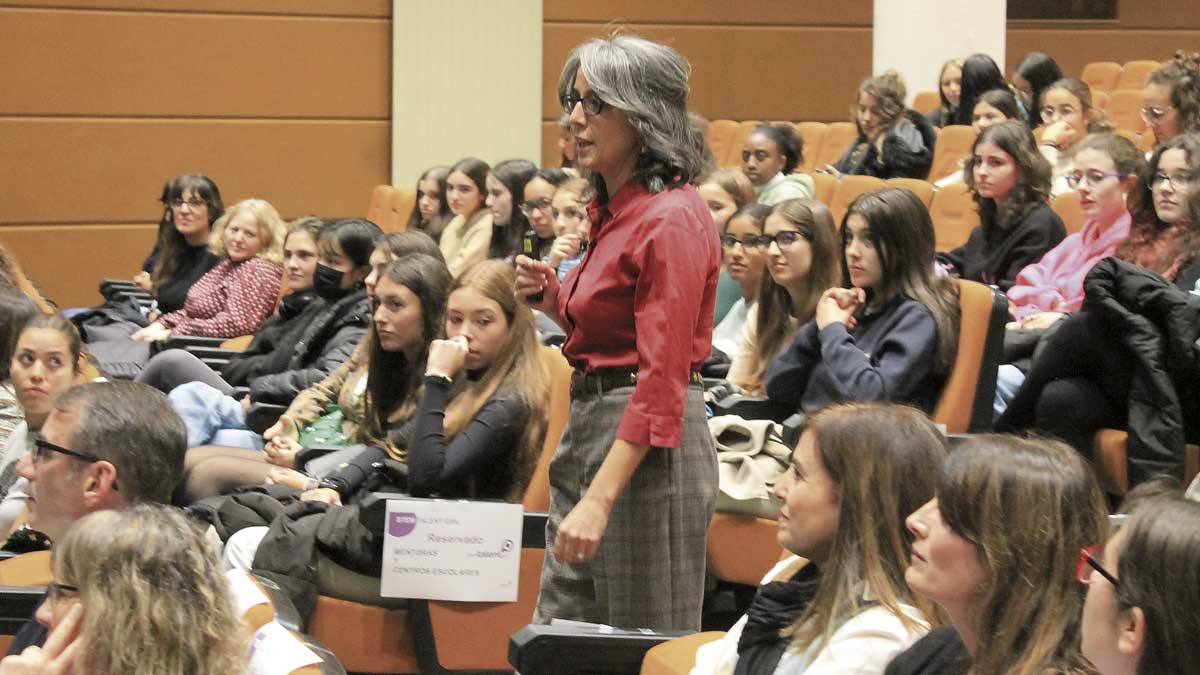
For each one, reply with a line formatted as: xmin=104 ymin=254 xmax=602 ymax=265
xmin=438 ymin=210 xmax=493 ymax=277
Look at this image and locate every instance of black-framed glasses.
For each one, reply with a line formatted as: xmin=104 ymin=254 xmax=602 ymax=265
xmin=519 ymin=198 xmax=554 ymax=217
xmin=1076 ymin=544 xmax=1120 ymax=587
xmin=32 ymin=438 xmax=102 ymax=465
xmin=561 ymin=91 xmax=606 ymax=117
xmin=46 ymin=581 xmax=80 ymax=602
xmin=720 ymin=234 xmax=765 ymax=250
xmin=756 ymin=230 xmax=813 ymax=250
xmin=1065 ymin=171 xmax=1124 ymax=188
xmin=1151 ymin=170 xmax=1197 ymax=190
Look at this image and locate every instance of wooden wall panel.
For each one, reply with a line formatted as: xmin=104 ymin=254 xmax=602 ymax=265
xmin=1113 ymin=0 xmax=1200 ymax=29
xmin=0 ymin=225 xmax=159 ymax=307
xmin=1005 ymin=29 xmax=1193 ymax=77
xmin=9 ymin=1 xmax=390 ymax=17
xmin=544 ymin=0 xmax=872 ymax=26
xmin=0 ymin=8 xmax=389 ymax=117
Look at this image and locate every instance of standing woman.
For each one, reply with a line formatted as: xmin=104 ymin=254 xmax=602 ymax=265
xmin=438 ymin=157 xmax=492 ymax=277
xmin=516 ymin=35 xmax=721 ymax=631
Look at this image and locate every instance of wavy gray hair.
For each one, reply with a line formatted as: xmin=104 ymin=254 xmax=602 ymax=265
xmin=557 ymin=35 xmax=708 ymax=195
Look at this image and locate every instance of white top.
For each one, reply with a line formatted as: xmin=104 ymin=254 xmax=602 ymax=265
xmin=1041 ymin=144 xmax=1073 ymax=197
xmin=771 ymin=603 xmax=928 ymax=675
xmin=712 ymin=297 xmax=754 ymax=359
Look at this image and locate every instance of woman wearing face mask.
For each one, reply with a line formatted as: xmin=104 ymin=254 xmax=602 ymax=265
xmin=697 ymin=169 xmax=757 ymax=325
xmin=1080 ymin=497 xmax=1200 ymax=675
xmin=439 ymin=157 xmax=493 ymax=277
xmin=520 ymin=168 xmax=571 ymax=263
xmin=765 ymin=188 xmax=960 ymax=414
xmin=742 ymin=123 xmax=815 ymax=204
xmin=1010 ymin=52 xmax=1062 ymax=126
xmin=1141 ymin=51 xmax=1200 ymax=147
xmin=406 ymin=166 xmax=452 ymax=242
xmin=485 ymin=159 xmax=539 ymax=262
xmin=924 ymin=59 xmax=963 ymax=129
xmin=938 ymin=121 xmax=1066 ymax=291
xmin=885 ymin=435 xmax=1108 ymax=675
xmin=830 ymin=71 xmax=936 ymax=180
xmin=727 ymin=199 xmax=841 ymax=397
xmin=1038 ymin=78 xmax=1116 ymax=196
xmin=934 ymin=89 xmax=1022 ymax=188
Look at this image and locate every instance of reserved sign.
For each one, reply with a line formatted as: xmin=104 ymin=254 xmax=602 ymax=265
xmin=379 ymin=499 xmax=524 ymax=601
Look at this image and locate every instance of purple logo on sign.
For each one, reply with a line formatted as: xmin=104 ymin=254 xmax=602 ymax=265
xmin=389 ymin=512 xmax=418 ymax=537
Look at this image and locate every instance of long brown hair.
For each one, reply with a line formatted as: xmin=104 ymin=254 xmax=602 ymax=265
xmin=752 ymin=199 xmax=840 ymax=383
xmin=150 ymin=173 xmax=224 ymax=291
xmin=785 ymin=403 xmax=948 ymax=650
xmin=442 ymin=261 xmax=549 ymax=501
xmin=1119 ymin=132 xmax=1200 ymax=280
xmin=964 ymin=121 xmax=1053 ymax=231
xmin=937 ymin=435 xmax=1108 ymax=675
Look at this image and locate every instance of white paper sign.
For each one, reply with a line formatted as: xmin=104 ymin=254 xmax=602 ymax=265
xmin=380 ymin=499 xmax=523 ymax=601
xmin=226 ymin=569 xmax=271 ymax=619
xmin=246 ymin=621 xmax=321 ymax=675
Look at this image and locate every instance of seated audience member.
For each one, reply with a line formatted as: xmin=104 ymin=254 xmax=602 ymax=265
xmin=711 ymin=204 xmax=771 ymax=360
xmin=885 ymin=435 xmax=1108 ymax=675
xmin=954 ymin=53 xmax=1021 ymax=126
xmin=0 ymin=289 xmax=39 ymax=449
xmin=1009 ymin=52 xmax=1062 ymax=125
xmin=546 ymin=177 xmax=594 ymax=282
xmin=742 ymin=123 xmax=815 ymax=204
xmin=1081 ymin=497 xmax=1200 ymax=675
xmin=1117 ymin=133 xmax=1200 ymax=284
xmin=934 ymin=89 xmax=1022 ymax=188
xmin=406 ymin=165 xmax=452 ymax=242
xmin=177 ymin=253 xmax=452 ymax=501
xmin=557 ymin=111 xmax=577 ymax=168
xmin=4 ymin=380 xmax=187 ymax=654
xmin=0 ymin=505 xmax=245 ymax=675
xmin=520 ymin=167 xmax=571 ymax=262
xmin=129 ymin=197 xmax=285 ymax=342
xmin=0 ymin=315 xmax=84 ymax=534
xmin=1142 ymin=51 xmax=1200 ymax=146
xmin=830 ymin=71 xmax=936 ymax=180
xmin=135 ymin=173 xmax=224 ymax=312
xmin=938 ymin=121 xmax=1066 ymax=290
xmin=698 ymin=169 xmax=758 ymax=324
xmin=766 ymin=188 xmax=959 ymax=414
xmin=485 ymin=159 xmax=538 ymax=261
xmin=691 ymin=403 xmax=947 ymax=675
xmin=438 ymin=157 xmax=493 ymax=277
xmin=727 ymin=199 xmax=841 ymax=396
xmin=1038 ymin=78 xmax=1116 ymax=196
xmin=925 ymin=59 xmax=963 ymax=129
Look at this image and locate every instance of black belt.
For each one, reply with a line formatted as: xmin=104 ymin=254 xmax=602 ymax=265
xmin=570 ymin=367 xmax=703 ymax=398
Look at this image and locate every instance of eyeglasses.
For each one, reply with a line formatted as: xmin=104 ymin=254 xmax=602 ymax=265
xmin=561 ymin=91 xmax=606 ymax=117
xmin=1151 ymin=170 xmax=1197 ymax=190
xmin=756 ymin=230 xmax=813 ymax=250
xmin=169 ymin=198 xmax=206 ymax=209
xmin=519 ymin=198 xmax=554 ymax=217
xmin=720 ymin=234 xmax=764 ymax=250
xmin=32 ymin=438 xmax=102 ymax=465
xmin=46 ymin=581 xmax=80 ymax=603
xmin=1065 ymin=171 xmax=1124 ymax=188
xmin=1076 ymin=544 xmax=1120 ymax=587
xmin=1140 ymin=105 xmax=1175 ymax=122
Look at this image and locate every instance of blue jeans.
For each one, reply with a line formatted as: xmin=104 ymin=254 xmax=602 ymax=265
xmin=993 ymin=364 xmax=1026 ymax=420
xmin=169 ymin=381 xmax=262 ymax=450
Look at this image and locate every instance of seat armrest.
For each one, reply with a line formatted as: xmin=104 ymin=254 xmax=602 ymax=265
xmin=508 ymin=624 xmax=691 ymax=675
xmin=0 ymin=587 xmax=46 ymax=635
xmin=185 ymin=347 xmax=242 ymax=361
xmin=711 ymin=395 xmax=793 ymax=422
xmin=158 ymin=335 xmax=229 ymax=351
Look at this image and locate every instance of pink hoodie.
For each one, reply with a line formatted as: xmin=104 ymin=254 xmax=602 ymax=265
xmin=1007 ymin=210 xmax=1132 ymax=319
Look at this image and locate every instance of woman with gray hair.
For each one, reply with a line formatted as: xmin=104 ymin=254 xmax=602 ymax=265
xmin=516 ymin=34 xmax=721 ymax=631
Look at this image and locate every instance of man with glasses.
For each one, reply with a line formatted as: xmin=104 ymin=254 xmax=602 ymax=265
xmin=4 ymin=380 xmax=186 ymax=655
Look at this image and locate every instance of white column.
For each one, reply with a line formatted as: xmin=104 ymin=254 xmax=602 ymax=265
xmin=392 ymin=0 xmax=543 ymax=186
xmin=873 ymin=0 xmax=1007 ymax=107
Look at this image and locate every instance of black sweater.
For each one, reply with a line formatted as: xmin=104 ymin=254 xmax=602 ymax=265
xmin=144 ymin=243 xmax=221 ymax=313
xmin=938 ymin=203 xmax=1065 ymax=291
xmin=883 ymin=626 xmax=970 ymax=675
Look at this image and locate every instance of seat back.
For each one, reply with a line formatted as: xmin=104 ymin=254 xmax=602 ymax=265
xmin=932 ymin=280 xmax=1008 ymax=433
xmin=385 ymin=187 xmax=416 ymax=233
xmin=1118 ymin=60 xmax=1161 ymax=90
xmin=813 ymin=122 xmax=858 ymax=169
xmin=913 ymin=91 xmax=940 ymax=114
xmin=1093 ymin=430 xmax=1200 ymax=495
xmin=794 ymin=122 xmax=828 ymax=173
xmin=1105 ymin=88 xmax=1147 ymax=135
xmin=929 ymin=182 xmax=980 ymax=252
xmin=365 ymin=185 xmax=395 ymax=229
xmin=705 ymin=513 xmax=784 ymax=586
xmin=807 ymin=171 xmax=837 ymax=207
xmin=522 ymin=347 xmax=573 ymax=512
xmin=828 ymin=175 xmax=885 ymax=224
xmin=929 ymin=125 xmax=977 ymax=182
xmin=724 ymin=121 xmax=760 ymax=167
xmin=705 ymin=120 xmax=739 ymax=171
xmin=885 ymin=177 xmax=934 ymax=208
xmin=1052 ymin=191 xmax=1086 ymax=235
xmin=1081 ymin=61 xmax=1122 ymax=93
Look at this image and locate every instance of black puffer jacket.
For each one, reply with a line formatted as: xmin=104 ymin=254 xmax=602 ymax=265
xmin=833 ymin=109 xmax=937 ymax=180
xmin=219 ymin=290 xmax=324 ymax=387
xmin=1082 ymin=258 xmax=1200 ymax=483
xmin=247 ymin=289 xmax=372 ymax=405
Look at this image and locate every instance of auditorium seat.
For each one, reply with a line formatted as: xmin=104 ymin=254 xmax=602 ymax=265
xmin=929 ymin=125 xmax=977 ymax=183
xmin=1052 ymin=191 xmax=1085 ymax=235
xmin=828 ymin=175 xmax=885 ymax=224
xmin=912 ymin=91 xmax=940 ymax=115
xmin=1105 ymin=89 xmax=1147 ymax=135
xmin=793 ymin=122 xmax=829 ymax=173
xmin=813 ymin=122 xmax=858 ymax=169
xmin=929 ymin=182 xmax=979 ymax=252
xmin=1118 ymin=59 xmax=1161 ymax=90
xmin=706 ymin=120 xmax=739 ymax=170
xmin=885 ymin=177 xmax=934 ymax=208
xmin=807 ymin=170 xmax=836 ymax=206
xmin=1081 ymin=61 xmax=1122 ymax=93
xmin=1091 ymin=89 xmax=1110 ymax=111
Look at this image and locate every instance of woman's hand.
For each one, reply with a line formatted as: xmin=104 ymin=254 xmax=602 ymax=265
xmin=426 ymin=335 xmax=469 ymax=380
xmin=1040 ymin=120 xmax=1079 ymax=150
xmin=300 ymin=487 xmax=341 ymax=505
xmin=0 ymin=603 xmax=83 ymax=674
xmin=820 ymin=164 xmax=842 ymax=178
xmin=132 ymin=271 xmax=152 ymax=291
xmin=265 ymin=468 xmax=314 ymax=491
xmin=263 ymin=415 xmax=302 ymax=468
xmin=815 ymin=287 xmax=864 ymax=330
xmin=1018 ymin=311 xmax=1065 ymax=331
xmin=130 ymin=322 xmax=170 ymax=342
xmin=546 ymin=233 xmax=583 ymax=270
xmin=553 ymin=495 xmax=611 ymax=565
xmin=515 ymin=255 xmax=561 ymax=315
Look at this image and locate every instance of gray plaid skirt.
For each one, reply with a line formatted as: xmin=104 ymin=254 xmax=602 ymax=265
xmin=533 ymin=381 xmax=718 ymax=631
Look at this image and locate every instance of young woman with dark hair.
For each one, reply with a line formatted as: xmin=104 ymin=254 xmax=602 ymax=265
xmin=934 ymin=89 xmax=1023 ymax=189
xmin=742 ymin=123 xmax=815 ymax=204
xmin=1010 ymin=52 xmax=1063 ymax=123
xmin=938 ymin=121 xmax=1066 ymax=290
xmin=1142 ymin=52 xmax=1200 ymax=146
xmin=953 ymin=53 xmax=1016 ymax=127
xmin=698 ymin=168 xmax=758 ymax=324
xmin=711 ymin=203 xmax=771 ymax=359
xmin=485 ymin=159 xmax=539 ymax=261
xmin=830 ymin=71 xmax=937 ymax=180
xmin=519 ymin=167 xmax=571 ymax=263
xmin=136 ymin=173 xmax=225 ymax=314
xmin=0 ymin=289 xmax=39 ymax=449
xmin=406 ymin=166 xmax=452 ymax=241
xmin=766 ymin=188 xmax=960 ymax=414
xmin=438 ymin=157 xmax=493 ymax=277
xmin=925 ymin=59 xmax=963 ymax=129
